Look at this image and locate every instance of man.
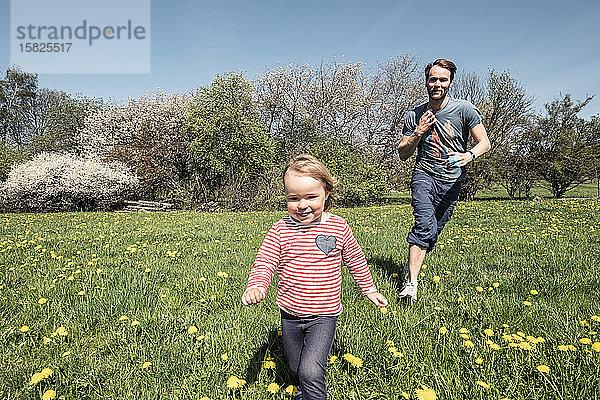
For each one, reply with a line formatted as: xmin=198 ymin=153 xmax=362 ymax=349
xmin=397 ymin=59 xmax=490 ymax=302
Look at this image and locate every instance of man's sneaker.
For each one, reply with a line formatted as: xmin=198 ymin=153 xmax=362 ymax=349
xmin=399 ymin=281 xmax=417 ymax=302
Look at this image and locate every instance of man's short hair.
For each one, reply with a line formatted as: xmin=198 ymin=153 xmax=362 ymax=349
xmin=425 ymin=59 xmax=457 ymax=82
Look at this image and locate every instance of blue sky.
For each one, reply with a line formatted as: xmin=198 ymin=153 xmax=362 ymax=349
xmin=1 ymin=0 xmax=599 ymax=118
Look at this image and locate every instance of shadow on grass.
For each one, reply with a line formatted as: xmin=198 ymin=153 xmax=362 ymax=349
xmin=245 ymin=329 xmax=295 ymax=386
xmin=369 ymin=256 xmax=406 ymax=292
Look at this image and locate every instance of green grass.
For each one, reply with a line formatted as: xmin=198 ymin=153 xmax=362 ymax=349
xmin=385 ymin=180 xmax=600 ymax=203
xmin=1 ymin=199 xmax=599 ymax=399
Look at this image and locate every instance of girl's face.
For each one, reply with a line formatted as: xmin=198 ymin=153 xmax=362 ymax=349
xmin=284 ymin=172 xmax=328 ymax=225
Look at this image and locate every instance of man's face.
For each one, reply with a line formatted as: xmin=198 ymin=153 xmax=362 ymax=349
xmin=426 ymin=65 xmax=452 ymax=101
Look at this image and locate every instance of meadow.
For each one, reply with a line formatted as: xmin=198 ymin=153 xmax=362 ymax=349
xmin=1 ymin=198 xmax=599 ymax=399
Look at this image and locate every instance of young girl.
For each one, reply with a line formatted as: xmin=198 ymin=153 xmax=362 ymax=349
xmin=242 ymin=154 xmax=388 ymax=400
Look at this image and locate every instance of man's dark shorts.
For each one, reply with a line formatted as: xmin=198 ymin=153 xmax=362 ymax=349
xmin=407 ymin=169 xmax=462 ymax=252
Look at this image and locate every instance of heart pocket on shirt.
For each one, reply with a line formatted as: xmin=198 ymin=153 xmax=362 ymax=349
xmin=315 ymin=234 xmax=337 ymax=255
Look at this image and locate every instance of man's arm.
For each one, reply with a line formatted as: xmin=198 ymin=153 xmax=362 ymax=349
xmin=398 ymin=109 xmax=436 ymax=161
xmin=446 ymin=123 xmax=491 ymax=167
xmin=469 ymin=123 xmax=491 ymax=159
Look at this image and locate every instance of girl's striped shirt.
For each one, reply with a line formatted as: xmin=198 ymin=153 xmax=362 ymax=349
xmin=246 ymin=213 xmax=377 ymax=316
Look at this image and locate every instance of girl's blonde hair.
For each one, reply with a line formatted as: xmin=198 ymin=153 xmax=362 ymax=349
xmin=283 ymin=154 xmax=337 ymax=211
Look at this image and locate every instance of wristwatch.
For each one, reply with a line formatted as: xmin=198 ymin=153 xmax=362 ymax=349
xmin=468 ymin=150 xmax=476 ymax=161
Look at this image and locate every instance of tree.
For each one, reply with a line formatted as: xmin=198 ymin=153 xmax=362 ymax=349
xmin=529 ymin=94 xmax=599 ymax=198
xmin=0 ymin=66 xmax=37 ymax=146
xmin=255 ymin=53 xmax=424 ymax=190
xmin=29 ymin=89 xmax=101 ymax=154
xmin=187 ymin=72 xmax=276 ymax=203
xmin=79 ymin=92 xmax=193 ymax=201
xmin=453 ymin=70 xmax=534 ymax=200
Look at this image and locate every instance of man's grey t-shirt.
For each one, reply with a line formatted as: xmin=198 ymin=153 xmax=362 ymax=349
xmin=402 ymin=97 xmax=483 ymax=182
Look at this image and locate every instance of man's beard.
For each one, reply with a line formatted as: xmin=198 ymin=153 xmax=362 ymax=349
xmin=428 ymin=86 xmax=448 ymax=101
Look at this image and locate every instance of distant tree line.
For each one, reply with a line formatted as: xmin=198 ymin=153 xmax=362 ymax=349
xmin=1 ymin=53 xmax=599 ymax=212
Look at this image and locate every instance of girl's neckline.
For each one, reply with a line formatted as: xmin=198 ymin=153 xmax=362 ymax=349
xmin=288 ymin=211 xmax=331 ymax=226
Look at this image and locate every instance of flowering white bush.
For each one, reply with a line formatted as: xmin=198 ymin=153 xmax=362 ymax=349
xmin=77 ymin=91 xmax=192 ymax=158
xmin=0 ymin=152 xmax=138 ymax=212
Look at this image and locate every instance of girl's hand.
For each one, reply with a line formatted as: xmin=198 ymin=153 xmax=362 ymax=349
xmin=241 ymin=288 xmax=265 ymax=306
xmin=366 ymin=291 xmax=388 ymax=308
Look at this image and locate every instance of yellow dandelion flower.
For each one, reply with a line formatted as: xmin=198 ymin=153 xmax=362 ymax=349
xmin=523 ymin=301 xmax=532 ymax=306
xmin=55 ymin=326 xmax=67 ymax=336
xmin=461 ymin=334 xmax=470 ymax=340
xmin=530 ymin=289 xmax=538 ymax=295
xmin=144 ymin=268 xmax=151 ymax=273
xmin=142 ymin=361 xmax=152 ymax=369
xmin=557 ymin=344 xmax=569 ymax=351
xmin=489 ymin=342 xmax=501 ymax=351
xmin=457 ymin=296 xmax=463 ymax=302
xmin=476 ymin=380 xmax=490 ymax=389
xmin=484 ymin=329 xmax=494 ymax=336
xmin=463 ymin=340 xmax=474 ymax=348
xmin=200 ymin=397 xmax=211 ymax=400
xmin=415 ymin=387 xmax=437 ymax=400
xmin=40 ymin=368 xmax=53 ymax=378
xmin=591 ymin=342 xmax=600 ymax=352
xmin=20 ymin=325 xmax=30 ymax=333
xmin=119 ymin=315 xmax=128 ymax=321
xmin=285 ymin=385 xmax=298 ymax=396
xmin=226 ymin=375 xmax=246 ymax=390
xmin=263 ymin=360 xmax=276 ymax=369
xmin=580 ymin=320 xmax=590 ymax=327
xmin=388 ymin=346 xmax=398 ymax=353
xmin=277 ymin=329 xmax=282 ymax=336
xmin=380 ymin=307 xmax=388 ymax=314
xmin=38 ymin=298 xmax=47 ymax=304
xmin=439 ymin=327 xmax=448 ymax=335
xmin=61 ymin=351 xmax=71 ymax=357
xmin=591 ymin=315 xmax=600 ymax=322
xmin=580 ymin=338 xmax=592 ymax=345
xmin=77 ymin=290 xmax=85 ymax=296
xmin=433 ymin=275 xmax=440 ymax=283
xmin=42 ymin=390 xmax=57 ymax=400
xmin=131 ymin=320 xmax=140 ymax=327
xmin=492 ymin=282 xmax=500 ymax=288
xmin=474 ymin=357 xmax=484 ymax=365
xmin=266 ymin=382 xmax=279 ymax=393
xmin=537 ymin=365 xmax=550 ymax=373
xmin=343 ymin=353 xmax=363 ymax=367
xmin=221 ymin=353 xmax=228 ymax=361
xmin=386 ymin=339 xmax=395 ymax=346
xmin=43 ymin=336 xmax=52 ymax=344
xmin=391 ymin=273 xmax=398 ymax=278
xmin=459 ymin=327 xmax=469 ymax=334
xmin=401 ymin=391 xmax=410 ymax=399
xmin=29 ymin=372 xmax=44 ymax=385
xmin=329 ymin=355 xmax=338 ymax=363
xmin=518 ymin=342 xmax=533 ymax=351
xmin=476 ymin=286 xmax=484 ymax=292
xmin=393 ymin=351 xmax=404 ymax=358
xmin=188 ymin=325 xmax=198 ymax=335
xmin=217 ymin=271 xmax=229 ymax=278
